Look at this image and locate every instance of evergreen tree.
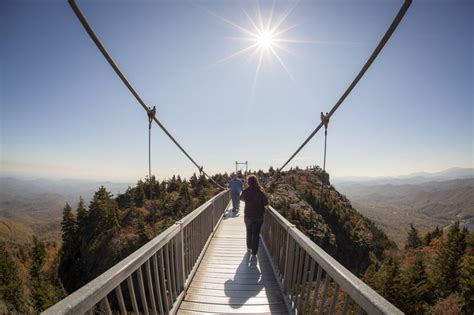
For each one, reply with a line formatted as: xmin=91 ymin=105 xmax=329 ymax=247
xmin=116 ymin=187 xmax=134 ymax=209
xmin=402 ymin=256 xmax=431 ymax=314
xmin=167 ymin=175 xmax=178 ymax=192
xmin=0 ymin=244 xmax=28 ymax=314
xmin=269 ymin=166 xmax=275 ymax=175
xmin=134 ymin=185 xmax=145 ymax=208
xmin=76 ymin=197 xmax=88 ymax=234
xmin=30 ymin=236 xmax=45 ymax=311
xmin=152 ymin=177 xmax=161 ymax=199
xmin=435 ymin=222 xmax=467 ymax=296
xmin=423 ymin=231 xmax=433 ymax=246
xmin=405 ymin=224 xmax=422 ymax=249
xmin=189 ymin=173 xmax=198 ymax=187
xmin=459 ymin=255 xmax=474 ymax=314
xmin=88 ymin=186 xmax=120 ymax=236
xmin=424 ymin=226 xmax=443 ymax=246
xmin=137 ymin=216 xmax=152 ymax=244
xmin=61 ymin=203 xmax=77 ymax=254
xmin=197 ymin=174 xmax=209 ymax=188
xmin=432 ymin=225 xmax=443 ymax=238
xmin=30 ymin=236 xmax=59 ymax=311
xmin=372 ymin=258 xmax=403 ymax=308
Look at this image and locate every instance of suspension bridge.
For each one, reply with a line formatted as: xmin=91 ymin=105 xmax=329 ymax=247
xmin=43 ymin=0 xmax=412 ymax=313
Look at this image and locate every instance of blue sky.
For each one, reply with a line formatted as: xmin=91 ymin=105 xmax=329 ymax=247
xmin=1 ymin=0 xmax=472 ymax=182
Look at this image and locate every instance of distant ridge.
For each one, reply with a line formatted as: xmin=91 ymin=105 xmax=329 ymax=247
xmin=333 ymin=167 xmax=473 ymax=185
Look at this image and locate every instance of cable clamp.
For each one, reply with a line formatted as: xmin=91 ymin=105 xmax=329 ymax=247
xmin=320 ymin=112 xmax=330 ymax=129
xmin=148 ymin=106 xmax=156 ymax=126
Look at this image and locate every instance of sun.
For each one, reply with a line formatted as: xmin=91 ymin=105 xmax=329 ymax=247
xmin=208 ymin=2 xmax=302 ymax=86
xmin=256 ymin=30 xmax=275 ymax=50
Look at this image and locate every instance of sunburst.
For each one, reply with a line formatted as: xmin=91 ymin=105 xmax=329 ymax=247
xmin=209 ymin=1 xmax=301 ymax=87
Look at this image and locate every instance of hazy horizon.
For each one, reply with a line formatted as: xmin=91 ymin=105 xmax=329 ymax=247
xmin=1 ymin=165 xmax=472 ymax=184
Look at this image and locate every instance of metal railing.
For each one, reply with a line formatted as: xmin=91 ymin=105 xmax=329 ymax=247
xmin=261 ymin=205 xmax=403 ymax=315
xmin=43 ymin=190 xmax=230 ymax=315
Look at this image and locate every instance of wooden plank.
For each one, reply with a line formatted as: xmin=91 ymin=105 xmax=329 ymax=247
xmin=197 ymin=264 xmax=273 ymax=273
xmin=195 ymin=268 xmax=274 ymax=276
xmin=199 ymin=260 xmax=268 ymax=266
xmin=189 ymin=281 xmax=280 ymax=291
xmin=186 ymin=287 xmax=282 ymax=298
xmin=184 ymin=294 xmax=284 ymax=305
xmin=192 ymin=277 xmax=278 ymax=286
xmin=179 ymin=301 xmax=288 ymax=313
xmin=193 ymin=272 xmax=276 ymax=280
xmin=177 ymin=310 xmax=288 ymax=315
xmin=201 ymin=255 xmax=267 ymax=261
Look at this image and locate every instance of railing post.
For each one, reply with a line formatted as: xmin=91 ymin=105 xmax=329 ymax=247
xmin=211 ymin=200 xmax=215 ymax=232
xmin=176 ymin=221 xmax=186 ymax=291
xmin=282 ymin=223 xmax=295 ymax=293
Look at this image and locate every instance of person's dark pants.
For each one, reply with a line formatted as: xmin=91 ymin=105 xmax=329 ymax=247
xmin=245 ymin=217 xmax=263 ymax=255
xmin=231 ymin=192 xmax=240 ymax=211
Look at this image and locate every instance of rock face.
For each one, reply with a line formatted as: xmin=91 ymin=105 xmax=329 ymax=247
xmin=263 ymin=167 xmax=395 ymax=274
xmin=267 ymin=182 xmax=337 ymax=252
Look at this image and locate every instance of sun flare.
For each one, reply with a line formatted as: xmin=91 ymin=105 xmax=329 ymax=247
xmin=256 ymin=30 xmax=275 ymax=50
xmin=209 ymin=2 xmax=302 ymax=87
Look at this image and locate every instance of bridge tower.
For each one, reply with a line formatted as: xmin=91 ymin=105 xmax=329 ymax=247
xmin=235 ymin=160 xmax=248 ymax=175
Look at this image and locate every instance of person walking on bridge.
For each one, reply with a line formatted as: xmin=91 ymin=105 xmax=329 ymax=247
xmin=229 ymin=174 xmax=243 ymax=215
xmin=240 ymin=175 xmax=268 ymax=256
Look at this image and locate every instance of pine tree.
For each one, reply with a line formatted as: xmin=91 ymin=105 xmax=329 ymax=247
xmin=372 ymin=258 xmax=403 ymax=308
xmin=198 ymin=174 xmax=208 ymax=188
xmin=459 ymin=254 xmax=474 ymax=314
xmin=116 ymin=187 xmax=134 ymax=209
xmin=167 ymin=175 xmax=178 ymax=192
xmin=189 ymin=173 xmax=198 ymax=187
xmin=0 ymin=244 xmax=28 ymax=313
xmin=61 ymin=203 xmax=77 ymax=255
xmin=435 ymin=222 xmax=467 ymax=296
xmin=88 ymin=186 xmax=120 ymax=236
xmin=402 ymin=256 xmax=431 ymax=314
xmin=30 ymin=237 xmax=64 ymax=312
xmin=153 ymin=178 xmax=161 ymax=199
xmin=405 ymin=224 xmax=422 ymax=249
xmin=134 ymin=185 xmax=145 ymax=208
xmin=269 ymin=166 xmax=275 ymax=175
xmin=137 ymin=217 xmax=152 ymax=244
xmin=76 ymin=197 xmax=87 ymax=232
xmin=432 ymin=225 xmax=443 ymax=239
xmin=423 ymin=231 xmax=433 ymax=246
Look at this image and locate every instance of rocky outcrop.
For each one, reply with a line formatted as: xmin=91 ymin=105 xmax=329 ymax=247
xmin=263 ymin=168 xmax=395 ymax=274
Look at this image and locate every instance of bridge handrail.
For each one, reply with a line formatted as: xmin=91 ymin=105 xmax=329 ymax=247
xmin=261 ymin=205 xmax=403 ymax=315
xmin=43 ymin=189 xmax=230 ymax=315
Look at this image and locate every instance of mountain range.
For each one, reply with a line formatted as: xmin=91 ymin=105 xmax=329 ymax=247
xmin=333 ymin=168 xmax=473 ymax=245
xmin=333 ymin=167 xmax=473 ymax=185
xmin=0 ymin=177 xmax=132 ymax=242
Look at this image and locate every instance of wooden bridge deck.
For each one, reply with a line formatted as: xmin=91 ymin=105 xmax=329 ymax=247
xmin=177 ymin=201 xmax=288 ymax=314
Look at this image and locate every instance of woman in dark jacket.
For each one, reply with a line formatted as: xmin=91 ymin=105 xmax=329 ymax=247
xmin=240 ymin=175 xmax=268 ymax=256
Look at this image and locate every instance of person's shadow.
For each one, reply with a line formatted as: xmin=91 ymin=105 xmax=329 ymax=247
xmin=224 ymin=250 xmax=281 ymax=310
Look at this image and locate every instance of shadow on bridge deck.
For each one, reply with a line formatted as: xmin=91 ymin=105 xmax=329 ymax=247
xmin=177 ymin=201 xmax=288 ymax=314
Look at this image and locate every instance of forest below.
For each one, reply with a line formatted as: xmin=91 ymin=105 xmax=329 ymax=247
xmin=1 ymin=168 xmax=472 ymax=314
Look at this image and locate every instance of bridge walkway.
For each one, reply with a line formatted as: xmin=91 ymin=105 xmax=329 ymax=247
xmin=177 ymin=201 xmax=288 ymax=314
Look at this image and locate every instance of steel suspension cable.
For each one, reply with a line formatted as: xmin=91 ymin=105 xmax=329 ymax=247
xmin=68 ymin=0 xmax=224 ymax=190
xmin=279 ymin=0 xmax=412 ymax=172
